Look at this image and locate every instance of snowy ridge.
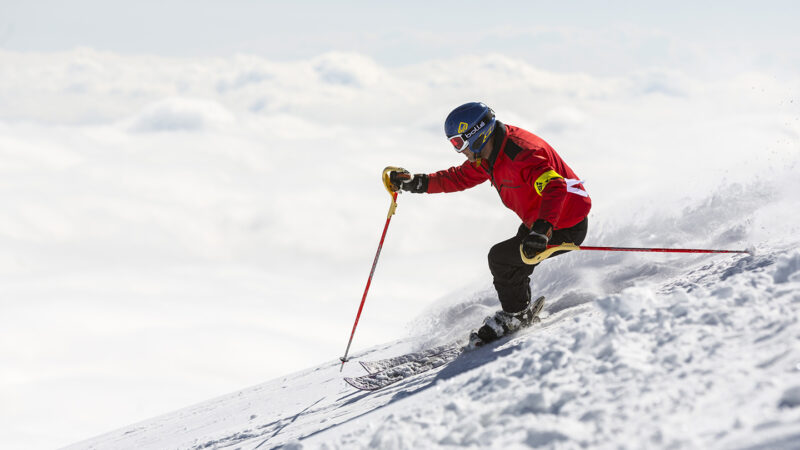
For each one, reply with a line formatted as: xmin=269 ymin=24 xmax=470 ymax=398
xmin=67 ymin=243 xmax=800 ymax=449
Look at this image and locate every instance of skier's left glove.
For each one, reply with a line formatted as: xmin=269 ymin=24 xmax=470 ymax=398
xmin=521 ymin=219 xmax=553 ymax=259
xmin=389 ymin=169 xmax=428 ymax=193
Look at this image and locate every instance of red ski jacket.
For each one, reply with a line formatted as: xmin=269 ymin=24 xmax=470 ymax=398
xmin=426 ymin=123 xmax=591 ymax=230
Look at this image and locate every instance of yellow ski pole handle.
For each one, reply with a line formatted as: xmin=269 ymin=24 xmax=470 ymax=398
xmin=520 ymin=243 xmax=581 ymax=265
xmin=382 ymin=166 xmax=402 ymax=194
xmin=382 ymin=166 xmax=402 ymax=218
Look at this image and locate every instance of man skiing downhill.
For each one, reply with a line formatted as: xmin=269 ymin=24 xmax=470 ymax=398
xmin=389 ymin=102 xmax=591 ymax=346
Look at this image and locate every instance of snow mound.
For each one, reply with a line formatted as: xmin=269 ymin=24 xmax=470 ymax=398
xmin=774 ymin=251 xmax=800 ymax=284
xmin=321 ymin=250 xmax=799 ymax=449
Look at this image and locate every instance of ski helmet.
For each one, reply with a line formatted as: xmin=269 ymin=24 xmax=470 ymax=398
xmin=444 ymin=102 xmax=496 ymax=154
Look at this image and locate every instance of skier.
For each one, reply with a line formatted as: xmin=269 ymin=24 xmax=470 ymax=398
xmin=389 ymin=102 xmax=591 ymax=346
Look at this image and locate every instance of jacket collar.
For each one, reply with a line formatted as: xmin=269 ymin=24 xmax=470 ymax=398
xmin=484 ymin=121 xmax=506 ymax=174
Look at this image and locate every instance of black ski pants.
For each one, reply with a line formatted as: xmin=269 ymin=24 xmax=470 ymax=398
xmin=488 ymin=217 xmax=588 ymax=313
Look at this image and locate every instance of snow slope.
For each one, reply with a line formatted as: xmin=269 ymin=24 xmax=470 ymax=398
xmin=66 ymin=173 xmax=800 ymax=449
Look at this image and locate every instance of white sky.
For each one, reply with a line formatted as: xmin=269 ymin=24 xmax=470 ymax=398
xmin=1 ymin=0 xmax=799 ymax=76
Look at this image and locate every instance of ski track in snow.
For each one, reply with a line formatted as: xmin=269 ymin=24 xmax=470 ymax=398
xmin=67 ymin=242 xmax=800 ymax=449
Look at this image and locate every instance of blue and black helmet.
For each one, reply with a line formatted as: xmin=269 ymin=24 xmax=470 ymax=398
xmin=444 ymin=102 xmax=496 ymax=154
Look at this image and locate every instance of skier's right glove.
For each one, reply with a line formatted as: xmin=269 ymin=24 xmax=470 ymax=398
xmin=521 ymin=219 xmax=553 ymax=259
xmin=389 ymin=169 xmax=428 ymax=193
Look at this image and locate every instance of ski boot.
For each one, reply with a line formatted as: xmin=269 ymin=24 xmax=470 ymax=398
xmin=469 ymin=296 xmax=545 ymax=347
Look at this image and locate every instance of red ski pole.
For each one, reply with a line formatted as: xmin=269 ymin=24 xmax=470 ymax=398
xmin=521 ymin=242 xmax=752 ymax=265
xmin=339 ymin=167 xmax=401 ymax=371
xmin=572 ymin=245 xmax=750 ymax=255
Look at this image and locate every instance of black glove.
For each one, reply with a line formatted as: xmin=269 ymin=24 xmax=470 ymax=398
xmin=521 ymin=219 xmax=553 ymax=259
xmin=389 ymin=169 xmax=428 ymax=193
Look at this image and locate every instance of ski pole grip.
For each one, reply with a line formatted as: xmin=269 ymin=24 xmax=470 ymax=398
xmin=520 ymin=243 xmax=580 ymax=265
xmin=382 ymin=166 xmax=403 ymax=194
xmin=382 ymin=166 xmax=402 ymax=218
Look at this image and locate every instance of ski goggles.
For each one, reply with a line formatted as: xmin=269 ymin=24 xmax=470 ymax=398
xmin=448 ymin=130 xmax=489 ymax=153
xmin=447 ymin=133 xmax=470 ymax=152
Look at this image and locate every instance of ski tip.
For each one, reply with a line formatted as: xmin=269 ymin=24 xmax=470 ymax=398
xmin=343 ymin=378 xmax=358 ymax=390
xmin=343 ymin=377 xmax=380 ymax=391
xmin=532 ymin=296 xmax=546 ymax=315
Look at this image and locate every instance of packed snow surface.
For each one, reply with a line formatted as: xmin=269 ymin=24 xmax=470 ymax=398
xmin=69 ymin=178 xmax=800 ymax=449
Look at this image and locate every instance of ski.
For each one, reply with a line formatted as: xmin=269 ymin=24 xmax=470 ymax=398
xmin=359 ymin=341 xmax=464 ymax=374
xmin=344 ymin=345 xmax=464 ymax=391
xmin=345 ymin=296 xmax=545 ymax=391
